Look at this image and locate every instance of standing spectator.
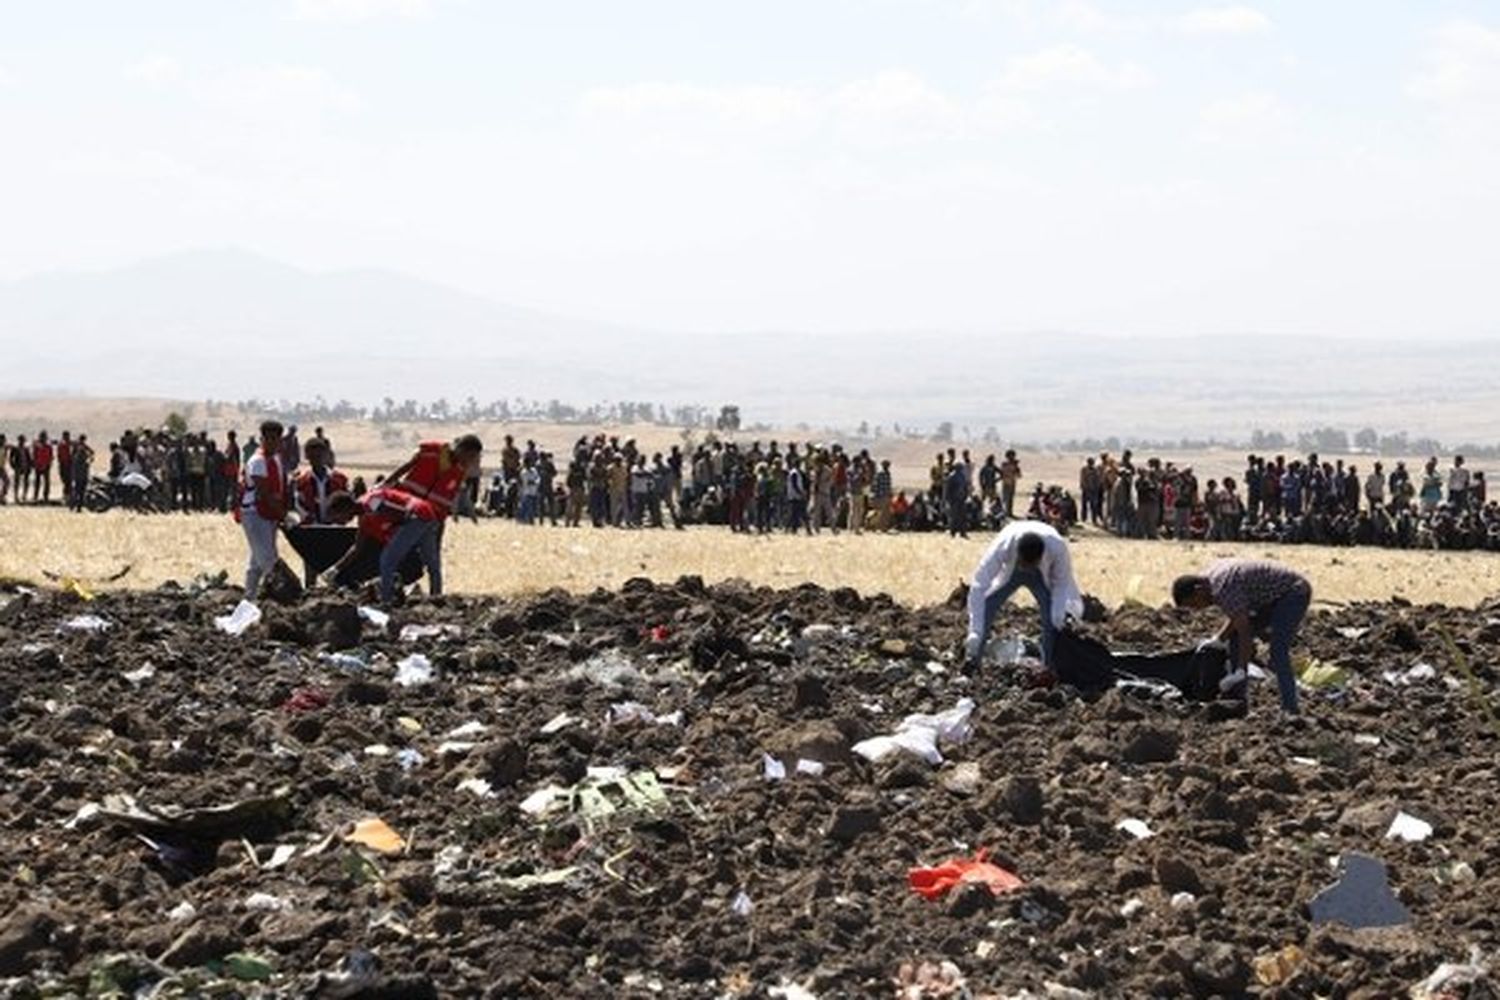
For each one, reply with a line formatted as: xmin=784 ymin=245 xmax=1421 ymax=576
xmin=1365 ymin=462 xmax=1386 ymax=513
xmin=999 ymin=450 xmax=1021 ymax=519
xmin=873 ymin=459 xmax=894 ymax=531
xmin=218 ymin=431 xmax=241 ymax=513
xmin=11 ymin=434 xmax=31 ymax=503
xmin=187 ymin=436 xmax=209 ymax=510
xmin=945 ymin=459 xmax=970 ymax=537
xmin=280 ymin=424 xmax=302 ymax=476
xmin=1448 ymin=455 xmax=1471 ymax=509
xmin=0 ymin=434 xmax=10 ymax=503
xmin=31 ymin=432 xmax=54 ymax=504
xmin=238 ymin=421 xmax=289 ymax=599
xmin=1420 ymin=459 xmax=1443 ymax=513
xmin=69 ymin=434 xmax=93 ymax=511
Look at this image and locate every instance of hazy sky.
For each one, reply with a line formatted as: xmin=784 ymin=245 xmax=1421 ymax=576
xmin=1 ymin=1 xmax=1497 ymax=337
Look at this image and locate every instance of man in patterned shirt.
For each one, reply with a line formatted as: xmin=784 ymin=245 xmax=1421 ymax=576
xmin=1172 ymin=559 xmax=1312 ymax=715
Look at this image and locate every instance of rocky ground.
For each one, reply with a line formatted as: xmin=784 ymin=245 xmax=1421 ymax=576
xmin=1 ymin=576 xmax=1498 ymax=998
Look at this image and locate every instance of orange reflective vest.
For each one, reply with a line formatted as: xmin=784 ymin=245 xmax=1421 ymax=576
xmin=294 ymin=468 xmax=350 ymax=524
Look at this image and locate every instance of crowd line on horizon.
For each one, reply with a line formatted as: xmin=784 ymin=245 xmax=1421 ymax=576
xmin=2 ymin=423 xmax=1496 ymax=551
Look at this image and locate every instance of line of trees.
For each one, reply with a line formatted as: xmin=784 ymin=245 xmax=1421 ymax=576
xmin=226 ymin=397 xmax=744 ymax=431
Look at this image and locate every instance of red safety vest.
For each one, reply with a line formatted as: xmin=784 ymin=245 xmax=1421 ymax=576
xmin=294 ymin=468 xmax=350 ymax=524
xmin=235 ymin=449 xmax=285 ymax=523
xmin=389 ymin=442 xmax=466 ymax=520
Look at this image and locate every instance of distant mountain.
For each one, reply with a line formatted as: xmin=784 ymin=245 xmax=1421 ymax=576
xmin=2 ymin=249 xmax=1497 ymax=444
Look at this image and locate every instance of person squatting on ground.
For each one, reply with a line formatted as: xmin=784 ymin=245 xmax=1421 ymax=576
xmin=370 ymin=435 xmax=484 ymax=603
xmin=1172 ymin=559 xmax=1312 ymax=715
xmin=237 ymin=420 xmax=290 ymax=598
xmin=963 ymin=520 xmax=1084 ymax=671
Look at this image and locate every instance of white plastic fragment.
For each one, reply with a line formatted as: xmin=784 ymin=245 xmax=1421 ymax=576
xmin=1411 ymin=946 xmax=1489 ymax=1000
xmin=399 ymin=623 xmax=462 ymax=643
xmin=1120 ymin=897 xmax=1146 ymax=918
xmin=768 ymin=980 xmax=818 ymax=1000
xmin=62 ymin=614 xmax=112 ymax=633
xmin=396 ymin=748 xmax=425 ymax=771
xmin=730 ymin=890 xmax=754 ymax=918
xmin=394 ymin=654 xmax=434 ymax=687
xmin=539 ymin=712 xmax=576 ymax=734
xmin=762 ymin=754 xmax=787 ymax=781
xmin=213 ymin=601 xmax=261 ymax=636
xmin=520 ymin=785 xmax=567 ymax=816
xmin=1115 ymin=818 xmax=1154 ymax=840
xmin=167 ymin=901 xmax=197 ymax=922
xmin=457 ymin=778 xmax=496 ymax=799
xmin=244 ymin=892 xmax=290 ymax=912
xmin=607 ymin=702 xmax=683 ymax=726
xmin=795 ymin=759 xmax=825 ymax=777
xmin=264 ymin=845 xmax=297 ymax=869
xmin=1170 ymin=892 xmax=1196 ymax=911
xmin=357 ymin=605 xmax=390 ymax=629
xmin=444 ymin=721 xmax=488 ymax=739
xmin=1387 ymin=811 xmax=1434 ymax=843
xmin=122 ymin=663 xmax=156 ymax=684
xmin=852 ymin=697 xmax=975 ymax=765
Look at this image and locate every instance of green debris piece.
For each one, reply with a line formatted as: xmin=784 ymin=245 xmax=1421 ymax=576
xmin=220 ymin=952 xmax=275 ymax=982
xmin=1294 ymin=657 xmax=1349 ymax=688
xmin=623 ymin=770 xmax=668 ymax=808
xmin=575 ymin=785 xmax=617 ymax=821
xmin=342 ymin=849 xmax=383 ymax=885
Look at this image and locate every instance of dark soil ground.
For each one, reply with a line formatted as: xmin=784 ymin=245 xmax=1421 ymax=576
xmin=2 ymin=577 xmax=1498 ymax=998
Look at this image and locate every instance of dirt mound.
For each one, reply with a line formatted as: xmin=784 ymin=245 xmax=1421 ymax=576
xmin=0 ymin=580 xmax=1497 ymax=996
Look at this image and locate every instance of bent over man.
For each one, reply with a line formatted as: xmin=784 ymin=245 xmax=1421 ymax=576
xmin=1173 ymin=559 xmax=1312 ymax=715
xmin=964 ymin=520 xmax=1083 ymax=670
xmin=374 ymin=435 xmax=483 ymax=603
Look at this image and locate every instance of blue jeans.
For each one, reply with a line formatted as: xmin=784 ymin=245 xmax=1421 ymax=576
xmin=1230 ymin=583 xmax=1311 ymax=713
xmin=380 ymin=518 xmax=441 ymax=602
xmin=980 ymin=566 xmax=1056 ymax=665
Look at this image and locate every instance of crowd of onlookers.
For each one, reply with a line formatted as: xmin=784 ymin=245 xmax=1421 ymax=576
xmin=482 ymin=434 xmax=1030 ymax=536
xmin=1072 ymin=450 xmax=1498 ymax=551
xmin=0 ymin=424 xmax=345 ymax=513
xmin=5 ymin=421 xmax=1496 ymax=551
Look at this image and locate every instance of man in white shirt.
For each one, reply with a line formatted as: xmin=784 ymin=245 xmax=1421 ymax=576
xmin=964 ymin=520 xmax=1084 ymax=670
xmin=1448 ymin=456 xmax=1471 ymax=509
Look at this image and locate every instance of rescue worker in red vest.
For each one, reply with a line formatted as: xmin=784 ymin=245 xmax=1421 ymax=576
xmin=239 ymin=420 xmax=290 ymax=598
xmin=375 ymin=434 xmax=483 ymax=603
xmin=293 ymin=439 xmax=352 ymax=525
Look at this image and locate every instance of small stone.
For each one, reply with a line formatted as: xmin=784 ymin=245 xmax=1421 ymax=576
xmin=1000 ymin=775 xmax=1044 ymax=825
xmin=1155 ymin=856 xmax=1205 ymax=895
xmin=826 ymin=802 xmax=881 ymax=843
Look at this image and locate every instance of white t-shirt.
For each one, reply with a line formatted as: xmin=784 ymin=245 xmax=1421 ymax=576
xmin=241 ymin=453 xmax=278 ymax=512
xmin=1448 ymin=466 xmax=1471 ymax=492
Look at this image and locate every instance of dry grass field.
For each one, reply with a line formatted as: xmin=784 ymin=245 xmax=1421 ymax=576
xmin=2 ymin=507 xmax=1497 ymax=609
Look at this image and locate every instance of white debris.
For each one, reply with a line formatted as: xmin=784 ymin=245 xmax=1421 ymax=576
xmin=768 ymin=980 xmax=819 ymax=1000
xmin=244 ymin=892 xmax=290 ymax=912
xmin=457 ymin=778 xmax=496 ymax=799
xmin=762 ymin=754 xmax=787 ymax=781
xmin=1170 ymin=892 xmax=1196 ymax=911
xmin=571 ymin=650 xmax=642 ymax=688
xmin=433 ymin=845 xmax=465 ymax=875
xmin=167 ymin=901 xmax=197 ymax=922
xmin=62 ymin=614 xmax=112 ymax=633
xmin=213 ymin=601 xmax=261 ymax=636
xmin=606 ymin=702 xmax=682 ymax=726
xmin=730 ymin=890 xmax=754 ymax=918
xmin=520 ymin=785 xmax=568 ymax=816
xmin=357 ymin=605 xmax=390 ymax=629
xmin=444 ymin=720 xmax=488 ymax=739
xmin=1411 ymin=947 xmax=1490 ymax=1000
xmin=1387 ymin=811 xmax=1434 ymax=843
xmin=1384 ymin=662 xmax=1438 ymax=685
xmin=795 ymin=759 xmax=826 ymax=777
xmin=264 ymin=845 xmax=297 ymax=869
xmin=852 ymin=697 xmax=975 ymax=765
xmin=435 ymin=741 xmax=477 ymax=757
xmin=1120 ymin=897 xmax=1146 ymax=918
xmin=1115 ymin=818 xmax=1154 ymax=840
xmin=363 ymin=744 xmax=392 ymax=757
xmin=396 ymin=748 xmax=425 ymax=771
xmin=399 ymin=623 xmax=462 ymax=643
xmin=122 ymin=663 xmax=156 ymax=684
xmin=393 ymin=654 xmax=434 ymax=687
xmin=62 ymin=802 xmax=101 ymax=831
xmin=1354 ymin=734 xmax=1382 ymax=746
xmin=539 ymin=712 xmax=577 ymax=734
